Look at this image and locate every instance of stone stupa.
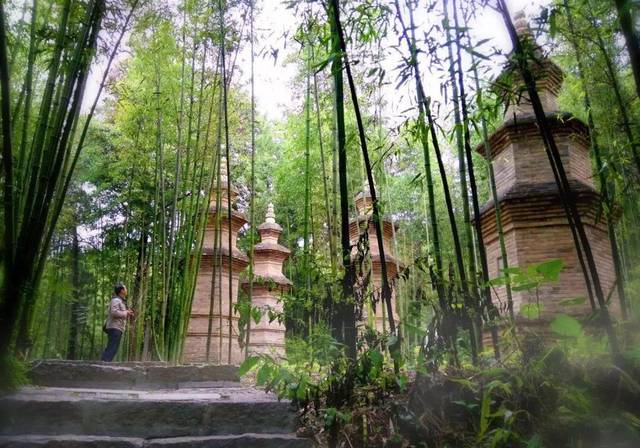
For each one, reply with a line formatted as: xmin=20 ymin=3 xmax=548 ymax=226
xmin=477 ymin=12 xmax=620 ymax=322
xmin=241 ymin=203 xmax=292 ymax=357
xmin=183 ymin=157 xmax=249 ymax=364
xmin=349 ymin=190 xmax=402 ymax=332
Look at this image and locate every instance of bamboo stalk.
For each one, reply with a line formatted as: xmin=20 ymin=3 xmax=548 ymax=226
xmin=563 ymin=0 xmax=628 ymax=318
xmin=451 ymin=0 xmax=499 ymax=358
xmin=328 ymin=0 xmax=396 ymax=337
xmin=327 ymin=0 xmax=357 ymax=360
xmin=612 ymin=0 xmax=640 ymax=100
xmin=462 ymin=6 xmax=515 ymax=322
xmin=443 ymin=0 xmax=477 ymax=296
xmin=244 ymin=0 xmax=257 ymax=359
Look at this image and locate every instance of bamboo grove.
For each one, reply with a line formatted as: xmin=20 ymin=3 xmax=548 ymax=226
xmin=1 ymin=0 xmax=640 ymax=372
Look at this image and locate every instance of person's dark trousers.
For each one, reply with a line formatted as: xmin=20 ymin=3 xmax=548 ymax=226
xmin=101 ymin=329 xmax=123 ymax=362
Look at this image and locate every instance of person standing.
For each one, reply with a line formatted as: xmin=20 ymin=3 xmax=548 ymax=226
xmin=101 ymin=283 xmax=134 ymax=362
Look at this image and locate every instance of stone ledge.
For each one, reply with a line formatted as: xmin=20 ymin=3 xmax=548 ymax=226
xmin=0 ymin=433 xmax=312 ymax=448
xmin=0 ymin=388 xmax=296 ymax=438
xmin=26 ymin=361 xmax=239 ymax=390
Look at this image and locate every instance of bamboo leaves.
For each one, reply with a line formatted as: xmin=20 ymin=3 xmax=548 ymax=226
xmin=1 ymin=0 xmax=108 ymax=357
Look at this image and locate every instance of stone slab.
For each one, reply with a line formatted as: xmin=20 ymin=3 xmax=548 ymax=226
xmin=0 ymin=434 xmax=312 ymax=448
xmin=145 ymin=433 xmax=311 ymax=447
xmin=176 ymin=381 xmax=239 ymax=389
xmin=0 ymin=386 xmax=296 ymax=438
xmin=27 ymin=361 xmax=239 ymax=390
xmin=0 ymin=435 xmax=144 ymax=448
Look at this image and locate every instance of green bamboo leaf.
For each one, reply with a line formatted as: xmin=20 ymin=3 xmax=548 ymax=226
xmin=488 ymin=276 xmax=508 ymax=287
xmin=478 ymin=390 xmax=490 ymax=439
xmin=369 ymin=348 xmax=383 ymax=370
xmin=559 ymin=297 xmax=586 ymax=307
xmin=521 ymin=303 xmax=543 ymax=320
xmin=512 ymin=281 xmax=538 ymax=292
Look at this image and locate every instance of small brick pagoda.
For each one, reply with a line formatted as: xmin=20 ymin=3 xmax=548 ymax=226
xmin=477 ymin=13 xmax=619 ymax=321
xmin=241 ymin=203 xmax=292 ymax=357
xmin=183 ymin=158 xmax=249 ymax=364
xmin=350 ymin=190 xmax=402 ymax=332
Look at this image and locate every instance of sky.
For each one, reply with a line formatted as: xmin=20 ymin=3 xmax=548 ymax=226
xmin=84 ymin=0 xmax=553 ymax=123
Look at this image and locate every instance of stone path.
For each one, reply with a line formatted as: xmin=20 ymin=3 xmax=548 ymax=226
xmin=0 ymin=360 xmax=311 ymax=447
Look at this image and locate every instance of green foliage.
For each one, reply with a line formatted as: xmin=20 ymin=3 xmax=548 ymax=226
xmin=489 ymin=259 xmax=564 ymax=292
xmin=401 ymin=337 xmax=640 ymax=447
xmin=520 ymin=303 xmax=543 ymax=320
xmin=239 ymin=325 xmax=408 ymax=445
xmin=550 ymin=314 xmax=583 ymax=339
xmin=0 ymin=356 xmax=28 ymax=392
xmin=238 ymin=355 xmax=260 ymax=376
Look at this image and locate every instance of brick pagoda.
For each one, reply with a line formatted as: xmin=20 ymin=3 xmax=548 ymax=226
xmin=241 ymin=203 xmax=292 ymax=357
xmin=183 ymin=158 xmax=249 ymax=364
xmin=350 ymin=190 xmax=402 ymax=332
xmin=477 ymin=13 xmax=619 ymax=321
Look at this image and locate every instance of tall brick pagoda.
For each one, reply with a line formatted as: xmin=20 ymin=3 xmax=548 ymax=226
xmin=241 ymin=203 xmax=292 ymax=357
xmin=477 ymin=13 xmax=619 ymax=321
xmin=183 ymin=158 xmax=249 ymax=364
xmin=350 ymin=190 xmax=402 ymax=332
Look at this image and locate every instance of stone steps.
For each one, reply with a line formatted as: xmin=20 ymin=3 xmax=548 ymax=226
xmin=0 ymin=387 xmax=296 ymax=438
xmin=0 ymin=361 xmax=312 ymax=447
xmin=0 ymin=433 xmax=310 ymax=448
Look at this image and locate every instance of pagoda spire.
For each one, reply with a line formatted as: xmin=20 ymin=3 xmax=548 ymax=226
xmin=496 ymin=10 xmax=563 ymax=119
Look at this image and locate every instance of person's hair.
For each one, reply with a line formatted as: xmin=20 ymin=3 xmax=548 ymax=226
xmin=114 ymin=282 xmax=126 ymax=296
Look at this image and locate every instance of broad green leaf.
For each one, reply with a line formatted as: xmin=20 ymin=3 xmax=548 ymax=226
xmin=251 ymin=306 xmax=262 ymax=324
xmin=550 ymin=314 xmax=583 ymax=338
xmin=296 ymin=376 xmax=308 ymax=400
xmin=478 ymin=390 xmax=490 ymax=439
xmin=535 ymin=259 xmax=564 ymax=281
xmin=526 ymin=434 xmax=542 ymax=448
xmin=256 ymin=363 xmax=273 ymax=385
xmin=238 ymin=356 xmax=260 ymax=376
xmin=324 ymin=407 xmax=337 ymax=428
